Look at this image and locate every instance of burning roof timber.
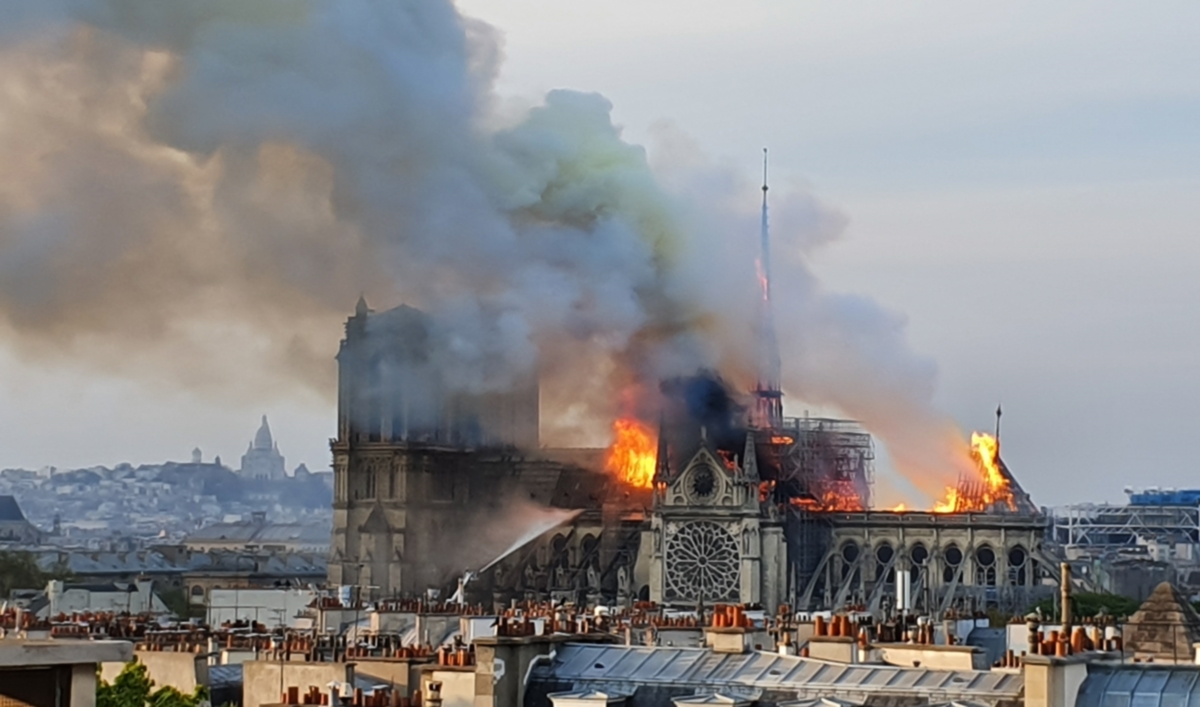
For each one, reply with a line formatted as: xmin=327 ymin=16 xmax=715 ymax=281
xmin=624 ymin=371 xmax=1038 ymax=517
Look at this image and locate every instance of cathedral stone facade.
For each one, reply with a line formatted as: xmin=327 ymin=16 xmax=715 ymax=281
xmin=643 ymin=433 xmax=787 ymax=611
xmin=329 ymin=301 xmax=1047 ymax=614
xmin=797 ymin=510 xmax=1051 ymax=615
xmin=329 ymin=299 xmax=607 ymax=597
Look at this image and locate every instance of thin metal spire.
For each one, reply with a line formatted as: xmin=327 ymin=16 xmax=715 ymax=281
xmin=760 ymin=148 xmax=771 ymax=300
xmin=753 ymin=148 xmax=783 ymax=430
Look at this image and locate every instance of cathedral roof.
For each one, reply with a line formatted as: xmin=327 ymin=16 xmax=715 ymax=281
xmin=253 ymin=415 xmax=273 ymax=450
xmin=996 ymin=455 xmax=1038 ymax=514
xmin=0 ymin=495 xmax=26 ymax=522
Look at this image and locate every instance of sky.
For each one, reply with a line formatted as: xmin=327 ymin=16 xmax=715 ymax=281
xmin=2 ymin=0 xmax=1198 ymax=506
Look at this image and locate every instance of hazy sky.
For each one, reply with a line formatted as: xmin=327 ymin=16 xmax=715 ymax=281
xmin=2 ymin=1 xmax=1197 ymax=506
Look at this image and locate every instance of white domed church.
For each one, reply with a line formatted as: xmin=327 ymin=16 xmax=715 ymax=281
xmin=239 ymin=415 xmax=287 ymax=480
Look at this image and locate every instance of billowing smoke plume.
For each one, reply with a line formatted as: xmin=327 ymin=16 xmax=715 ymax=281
xmin=0 ymin=0 xmax=971 ymax=499
xmin=648 ymin=127 xmax=974 ymax=499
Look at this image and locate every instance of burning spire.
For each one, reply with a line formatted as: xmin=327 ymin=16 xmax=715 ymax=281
xmin=752 ymin=148 xmax=783 ymax=429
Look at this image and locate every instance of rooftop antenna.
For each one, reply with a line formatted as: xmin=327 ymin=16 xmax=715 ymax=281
xmin=752 ymin=148 xmax=783 ymax=430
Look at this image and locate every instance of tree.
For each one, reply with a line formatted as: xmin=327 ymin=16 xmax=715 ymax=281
xmin=96 ymin=662 xmax=208 ymax=707
xmin=1028 ymin=592 xmax=1141 ymax=621
xmin=157 ymin=587 xmax=201 ymax=620
xmin=0 ymin=550 xmax=71 ymax=597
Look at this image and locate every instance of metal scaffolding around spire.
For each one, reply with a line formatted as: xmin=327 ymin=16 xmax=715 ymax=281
xmin=752 ymin=148 xmax=783 ymax=430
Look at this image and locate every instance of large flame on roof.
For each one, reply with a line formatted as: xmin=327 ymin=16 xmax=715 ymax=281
xmin=606 ymin=418 xmax=656 ymax=489
xmin=932 ymin=432 xmax=1015 ymax=513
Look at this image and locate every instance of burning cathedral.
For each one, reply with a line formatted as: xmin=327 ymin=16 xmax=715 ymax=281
xmin=329 ymin=159 xmax=1051 ymax=616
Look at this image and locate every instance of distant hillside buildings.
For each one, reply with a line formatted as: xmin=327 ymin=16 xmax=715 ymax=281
xmin=0 ymin=414 xmax=331 ymax=552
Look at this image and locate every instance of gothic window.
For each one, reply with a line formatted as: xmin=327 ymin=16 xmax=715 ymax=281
xmin=389 ymin=469 xmax=396 ymax=499
xmin=550 ymin=534 xmax=569 ymax=570
xmin=353 ymin=465 xmax=377 ymax=500
xmin=580 ymin=534 xmax=597 ymax=558
xmin=875 ymin=543 xmax=895 ymax=585
xmin=840 ymin=541 xmax=860 ymax=581
xmin=943 ymin=544 xmax=963 ymax=583
xmin=664 ymin=521 xmax=741 ymax=603
xmin=1007 ymin=545 xmax=1029 ymax=586
xmin=975 ymin=545 xmax=997 ymax=586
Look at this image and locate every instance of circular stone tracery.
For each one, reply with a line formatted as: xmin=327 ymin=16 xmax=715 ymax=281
xmin=665 ymin=520 xmax=741 ymax=602
xmin=690 ymin=466 xmax=717 ymax=500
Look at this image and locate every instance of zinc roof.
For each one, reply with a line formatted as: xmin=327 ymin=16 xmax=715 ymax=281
xmin=1077 ymin=665 xmax=1200 ymax=707
xmin=209 ymin=664 xmax=243 ymax=688
xmin=530 ymin=644 xmax=1023 ymax=703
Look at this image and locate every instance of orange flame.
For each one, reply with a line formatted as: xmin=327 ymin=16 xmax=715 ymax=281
xmin=606 ymin=418 xmax=656 ymax=489
xmin=755 ymin=259 xmax=770 ymax=302
xmin=932 ymin=489 xmax=963 ymax=514
xmin=932 ymin=432 xmax=1015 ymax=513
xmin=789 ymin=488 xmax=866 ymax=513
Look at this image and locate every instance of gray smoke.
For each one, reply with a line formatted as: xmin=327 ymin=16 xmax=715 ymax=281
xmin=648 ymin=125 xmax=974 ymax=498
xmin=0 ymin=0 xmax=972 ymax=499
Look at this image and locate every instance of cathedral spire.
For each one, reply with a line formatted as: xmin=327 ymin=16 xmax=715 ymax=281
xmin=751 ymin=148 xmax=783 ymax=430
xmin=742 ymin=431 xmax=760 ymax=482
xmin=653 ymin=413 xmax=670 ymax=486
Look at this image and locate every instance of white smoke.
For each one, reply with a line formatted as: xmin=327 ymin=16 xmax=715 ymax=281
xmin=0 ymin=0 xmax=971 ymax=498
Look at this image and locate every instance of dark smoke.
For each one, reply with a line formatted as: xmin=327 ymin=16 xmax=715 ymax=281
xmin=0 ymin=0 xmax=976 ymax=500
xmin=661 ymin=373 xmax=744 ymax=452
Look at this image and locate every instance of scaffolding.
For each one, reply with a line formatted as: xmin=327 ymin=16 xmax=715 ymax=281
xmin=784 ymin=507 xmax=832 ymax=610
xmin=772 ymin=417 xmax=875 ymax=511
xmin=1051 ymin=502 xmax=1200 ymax=550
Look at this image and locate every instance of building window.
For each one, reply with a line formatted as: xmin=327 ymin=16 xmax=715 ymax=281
xmin=943 ymin=544 xmax=963 ymax=583
xmin=839 ymin=542 xmax=859 ymax=581
xmin=975 ymin=545 xmax=997 ymax=586
xmin=875 ymin=543 xmax=895 ymax=584
xmin=1007 ymin=545 xmax=1028 ymax=586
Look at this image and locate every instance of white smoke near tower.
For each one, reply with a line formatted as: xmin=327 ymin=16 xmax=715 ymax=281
xmin=0 ymin=0 xmax=971 ymax=498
